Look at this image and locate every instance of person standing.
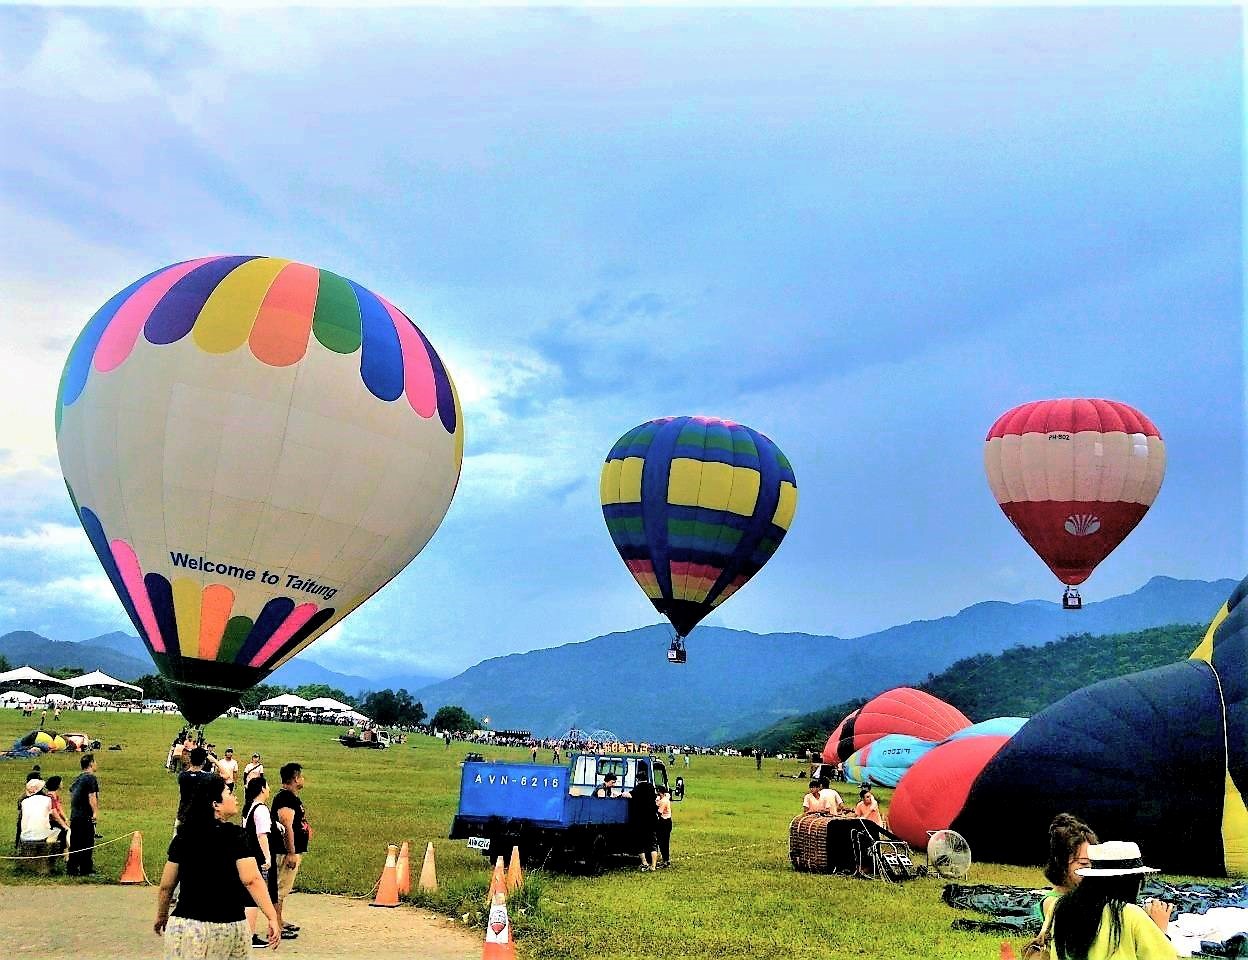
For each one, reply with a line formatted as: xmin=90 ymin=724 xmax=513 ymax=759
xmin=53 ymin=706 xmax=62 ymax=723
xmin=628 ymin=766 xmax=659 ymax=872
xmin=271 ymin=763 xmax=309 ymax=940
xmin=176 ymin=747 xmax=212 ymax=833
xmin=67 ymin=753 xmax=99 ymax=876
xmin=655 ymin=783 xmax=673 ymax=868
xmin=242 ymin=776 xmax=278 ymax=948
xmin=153 ymin=774 xmax=281 ymax=955
xmin=217 ymin=747 xmax=239 ymax=794
xmin=243 ymin=753 xmax=265 ymax=787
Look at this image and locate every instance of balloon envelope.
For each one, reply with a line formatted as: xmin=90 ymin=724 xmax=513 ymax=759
xmin=600 ymin=416 xmax=796 ymax=637
xmin=984 ymin=399 xmax=1164 ymax=586
xmin=822 ymin=687 xmax=971 ymax=763
xmin=56 ymin=256 xmax=464 ymax=723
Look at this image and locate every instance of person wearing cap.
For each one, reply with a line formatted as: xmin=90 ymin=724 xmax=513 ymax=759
xmin=243 ymin=752 xmax=265 ymax=786
xmin=217 ymin=747 xmax=239 ymax=794
xmin=1049 ymin=840 xmax=1176 ymax=959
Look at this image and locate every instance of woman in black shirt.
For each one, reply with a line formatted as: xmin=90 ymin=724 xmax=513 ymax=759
xmin=154 ymin=774 xmax=281 ymax=957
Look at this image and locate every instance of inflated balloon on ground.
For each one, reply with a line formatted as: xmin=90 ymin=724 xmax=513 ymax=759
xmin=56 ymin=256 xmax=464 ymax=724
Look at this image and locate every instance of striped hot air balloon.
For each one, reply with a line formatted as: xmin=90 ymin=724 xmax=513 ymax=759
xmin=600 ymin=416 xmax=796 ymax=660
xmin=56 ymin=256 xmax=464 ymax=724
xmin=984 ymin=399 xmax=1165 ymax=603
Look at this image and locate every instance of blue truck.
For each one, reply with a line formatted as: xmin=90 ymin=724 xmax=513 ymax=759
xmin=449 ymin=752 xmax=683 ymax=868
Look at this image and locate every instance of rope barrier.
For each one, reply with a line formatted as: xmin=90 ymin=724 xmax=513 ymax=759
xmin=2 ymin=829 xmax=138 ymax=861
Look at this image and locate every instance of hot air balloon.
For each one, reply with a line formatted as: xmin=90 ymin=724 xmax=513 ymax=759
xmin=600 ymin=416 xmax=797 ymax=663
xmin=56 ymin=256 xmax=464 ymax=724
xmin=984 ymin=399 xmax=1165 ymax=608
xmin=821 ymin=688 xmax=971 ymax=764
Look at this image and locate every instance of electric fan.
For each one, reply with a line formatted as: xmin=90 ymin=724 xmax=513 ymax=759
xmin=926 ymin=829 xmax=972 ymax=879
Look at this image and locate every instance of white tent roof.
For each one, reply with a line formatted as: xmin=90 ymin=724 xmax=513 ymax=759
xmin=259 ymin=693 xmax=311 ymax=708
xmin=338 ymin=710 xmax=371 ymax=723
xmin=305 ymin=697 xmax=354 ymax=712
xmin=0 ymin=666 xmax=73 ymax=687
xmin=44 ymin=693 xmax=75 ymax=703
xmin=0 ymin=690 xmax=36 ymax=702
xmin=65 ymin=670 xmax=143 ymax=694
xmin=77 ymin=695 xmax=112 ymax=705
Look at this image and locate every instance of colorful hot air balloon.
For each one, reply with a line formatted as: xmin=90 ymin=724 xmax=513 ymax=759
xmin=600 ymin=416 xmax=797 ymax=659
xmin=56 ymin=256 xmax=464 ymax=724
xmin=984 ymin=399 xmax=1165 ymax=604
xmin=821 ymin=688 xmax=971 ymax=764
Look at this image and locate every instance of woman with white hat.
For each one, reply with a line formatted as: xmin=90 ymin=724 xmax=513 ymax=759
xmin=1049 ymin=840 xmax=1176 ymax=959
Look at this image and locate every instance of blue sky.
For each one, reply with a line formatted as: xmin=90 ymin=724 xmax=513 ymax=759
xmin=0 ymin=7 xmax=1241 ymax=680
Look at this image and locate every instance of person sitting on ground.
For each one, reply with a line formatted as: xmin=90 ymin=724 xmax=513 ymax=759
xmin=1049 ymin=840 xmax=1175 ymax=960
xmin=18 ymin=779 xmax=53 ymax=847
xmin=595 ymin=772 xmax=619 ymax=798
xmin=1042 ymin=813 xmax=1099 ymax=921
xmin=854 ymin=785 xmax=884 ymax=827
xmin=43 ymin=776 xmax=69 ymax=854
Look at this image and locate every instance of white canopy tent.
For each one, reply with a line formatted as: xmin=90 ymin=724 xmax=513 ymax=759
xmin=77 ymin=696 xmax=112 ymax=706
xmin=258 ymin=693 xmax=311 ymax=708
xmin=0 ymin=690 xmax=37 ymax=703
xmin=0 ymin=666 xmax=73 ymax=687
xmin=336 ymin=710 xmax=371 ymax=724
xmin=65 ymin=670 xmax=143 ymax=695
xmin=44 ymin=693 xmax=75 ymax=704
xmin=305 ymin=697 xmax=354 ymax=712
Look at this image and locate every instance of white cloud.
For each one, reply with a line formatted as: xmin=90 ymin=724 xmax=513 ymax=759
xmin=8 ymin=13 xmax=160 ymax=104
xmin=0 ymin=522 xmax=84 ymax=552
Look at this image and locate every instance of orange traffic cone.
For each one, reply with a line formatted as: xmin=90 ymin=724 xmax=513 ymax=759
xmin=1000 ymin=944 xmax=1017 ymax=960
xmin=482 ymin=890 xmax=515 ymax=959
xmin=395 ymin=840 xmax=411 ymax=896
xmin=505 ymin=845 xmax=523 ymax=893
xmin=371 ymin=844 xmax=400 ymax=907
xmin=418 ymin=841 xmax=438 ymax=893
xmin=485 ymin=855 xmax=505 ymax=905
xmin=119 ymin=831 xmax=145 ymax=884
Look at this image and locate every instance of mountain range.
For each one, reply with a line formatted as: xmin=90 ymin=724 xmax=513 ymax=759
xmin=412 ymin=575 xmax=1238 ymax=743
xmin=0 ymin=630 xmax=443 ymax=697
xmin=1 ymin=575 xmax=1237 ymax=742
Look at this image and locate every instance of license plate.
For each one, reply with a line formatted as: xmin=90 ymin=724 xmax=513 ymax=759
xmin=467 ymin=836 xmax=491 ymax=851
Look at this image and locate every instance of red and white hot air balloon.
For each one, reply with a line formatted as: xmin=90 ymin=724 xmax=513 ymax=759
xmin=984 ymin=399 xmax=1165 ymax=607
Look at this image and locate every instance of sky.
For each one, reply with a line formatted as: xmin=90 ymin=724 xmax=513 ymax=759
xmin=0 ymin=6 xmax=1242 ymax=681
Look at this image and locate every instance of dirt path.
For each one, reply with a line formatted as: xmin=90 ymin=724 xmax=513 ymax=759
xmin=0 ymin=885 xmax=482 ymax=959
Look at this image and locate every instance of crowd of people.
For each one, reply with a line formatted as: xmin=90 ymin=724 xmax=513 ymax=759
xmin=158 ymin=733 xmax=312 ymax=954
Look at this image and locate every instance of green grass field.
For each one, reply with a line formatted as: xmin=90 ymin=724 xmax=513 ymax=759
xmin=2 ymin=709 xmax=1047 ymax=959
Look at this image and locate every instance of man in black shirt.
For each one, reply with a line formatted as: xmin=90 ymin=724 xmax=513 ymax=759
xmin=628 ymin=766 xmax=659 ymax=872
xmin=271 ymin=762 xmax=309 ymax=940
xmin=67 ymin=753 xmax=99 ymax=876
xmin=176 ymin=748 xmax=212 ymax=833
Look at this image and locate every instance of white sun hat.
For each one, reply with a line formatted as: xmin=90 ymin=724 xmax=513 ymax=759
xmin=1075 ymin=840 xmax=1160 ymax=877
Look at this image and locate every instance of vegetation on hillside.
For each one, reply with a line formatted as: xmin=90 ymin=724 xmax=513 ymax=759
xmin=735 ymin=622 xmax=1207 ymax=756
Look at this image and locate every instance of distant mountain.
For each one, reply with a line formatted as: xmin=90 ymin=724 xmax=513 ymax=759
xmin=2 ymin=630 xmax=444 ymax=698
xmin=414 ymin=576 xmax=1238 ymax=743
xmin=0 ymin=630 xmax=152 ymax=680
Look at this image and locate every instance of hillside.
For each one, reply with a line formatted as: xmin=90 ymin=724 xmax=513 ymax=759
xmin=735 ymin=621 xmax=1208 ymax=754
xmin=414 ymin=576 xmax=1236 ymax=742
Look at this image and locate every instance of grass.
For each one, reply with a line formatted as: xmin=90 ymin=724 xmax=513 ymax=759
xmin=1 ymin=710 xmax=1058 ymax=959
